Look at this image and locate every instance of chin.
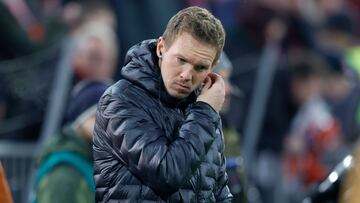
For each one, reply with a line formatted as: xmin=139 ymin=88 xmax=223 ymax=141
xmin=169 ymin=91 xmax=189 ymax=99
xmin=172 ymin=94 xmax=187 ymax=99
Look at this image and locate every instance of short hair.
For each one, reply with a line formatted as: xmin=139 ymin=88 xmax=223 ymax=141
xmin=162 ymin=6 xmax=225 ymax=66
xmin=287 ymin=49 xmax=330 ymax=80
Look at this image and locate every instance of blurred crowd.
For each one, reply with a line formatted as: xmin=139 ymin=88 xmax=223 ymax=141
xmin=0 ymin=0 xmax=360 ymax=203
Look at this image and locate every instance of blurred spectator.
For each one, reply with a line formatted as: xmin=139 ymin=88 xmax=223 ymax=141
xmin=33 ymin=80 xmax=110 ymax=203
xmin=49 ymin=1 xmax=118 ymax=137
xmin=317 ymin=12 xmax=356 ymax=55
xmin=214 ymin=51 xmax=247 ymax=202
xmin=282 ymin=49 xmax=341 ymax=202
xmin=228 ymin=5 xmax=298 ymax=203
xmin=57 ymin=0 xmax=118 ymax=83
xmin=0 ymin=162 xmax=13 ymax=203
xmin=71 ymin=20 xmax=118 ymax=82
xmin=214 ymin=52 xmax=235 ymax=127
xmin=227 ymin=2 xmax=359 ymax=202
xmin=317 ymin=12 xmax=360 ymax=146
xmin=61 ymin=0 xmax=116 ymax=34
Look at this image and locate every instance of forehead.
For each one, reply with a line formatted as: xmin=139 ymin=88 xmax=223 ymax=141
xmin=166 ymin=32 xmax=217 ymax=66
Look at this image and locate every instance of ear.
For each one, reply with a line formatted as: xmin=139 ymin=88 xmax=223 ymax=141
xmin=156 ymin=37 xmax=165 ymax=58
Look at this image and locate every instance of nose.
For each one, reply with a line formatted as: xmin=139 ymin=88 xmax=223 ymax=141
xmin=179 ymin=66 xmax=192 ymax=81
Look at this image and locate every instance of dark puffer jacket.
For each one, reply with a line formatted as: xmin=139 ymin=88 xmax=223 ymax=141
xmin=93 ymin=39 xmax=232 ymax=202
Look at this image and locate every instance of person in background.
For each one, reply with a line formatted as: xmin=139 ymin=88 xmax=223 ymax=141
xmin=282 ymin=49 xmax=341 ymax=202
xmin=93 ymin=6 xmax=232 ymax=202
xmin=71 ymin=20 xmax=118 ymax=82
xmin=33 ymin=80 xmax=110 ymax=203
xmin=0 ymin=162 xmax=13 ymax=203
xmin=214 ymin=51 xmax=247 ymax=202
xmin=68 ymin=1 xmax=118 ymax=83
xmin=317 ymin=12 xmax=360 ymax=145
xmin=214 ymin=51 xmax=242 ymax=158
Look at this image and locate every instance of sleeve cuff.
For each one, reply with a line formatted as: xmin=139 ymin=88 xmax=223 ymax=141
xmin=188 ymin=101 xmax=220 ymax=124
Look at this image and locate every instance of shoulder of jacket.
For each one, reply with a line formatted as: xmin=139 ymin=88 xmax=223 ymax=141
xmin=110 ymin=79 xmax=154 ymax=101
xmin=98 ymin=79 xmax=153 ymax=114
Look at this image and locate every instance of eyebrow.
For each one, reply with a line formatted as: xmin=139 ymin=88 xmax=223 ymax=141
xmin=176 ymin=54 xmax=211 ymax=69
xmin=195 ymin=64 xmax=210 ymax=70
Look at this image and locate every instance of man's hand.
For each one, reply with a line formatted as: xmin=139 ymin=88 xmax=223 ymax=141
xmin=197 ymin=73 xmax=225 ymax=113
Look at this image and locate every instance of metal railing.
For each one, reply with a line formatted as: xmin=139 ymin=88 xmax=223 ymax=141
xmin=0 ymin=141 xmax=37 ymax=203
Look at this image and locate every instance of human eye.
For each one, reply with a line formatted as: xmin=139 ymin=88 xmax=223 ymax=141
xmin=194 ymin=65 xmax=208 ymax=72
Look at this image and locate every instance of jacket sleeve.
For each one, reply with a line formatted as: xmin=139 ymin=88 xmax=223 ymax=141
xmin=93 ymin=91 xmax=220 ymax=195
xmin=215 ymin=154 xmax=233 ymax=202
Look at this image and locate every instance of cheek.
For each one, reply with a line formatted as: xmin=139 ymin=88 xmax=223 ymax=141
xmin=160 ymin=68 xmax=173 ymax=89
xmin=162 ymin=62 xmax=178 ymax=80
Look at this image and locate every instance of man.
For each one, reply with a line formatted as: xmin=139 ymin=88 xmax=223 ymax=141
xmin=93 ymin=6 xmax=232 ymax=202
xmin=214 ymin=52 xmax=247 ymax=202
xmin=71 ymin=2 xmax=118 ymax=82
xmin=34 ymin=80 xmax=110 ymax=203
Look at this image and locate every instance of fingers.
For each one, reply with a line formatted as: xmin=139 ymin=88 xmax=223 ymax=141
xmin=208 ymin=72 xmax=224 ymax=88
xmin=202 ymin=75 xmax=212 ymax=90
xmin=197 ymin=73 xmax=225 ymax=112
xmin=207 ymin=72 xmax=219 ymax=83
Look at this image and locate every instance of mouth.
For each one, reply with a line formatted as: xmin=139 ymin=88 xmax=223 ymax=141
xmin=174 ymin=82 xmax=190 ymax=93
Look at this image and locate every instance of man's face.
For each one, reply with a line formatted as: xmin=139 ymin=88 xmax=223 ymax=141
xmin=157 ymin=32 xmax=217 ymax=99
xmin=73 ymin=38 xmax=115 ymax=81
